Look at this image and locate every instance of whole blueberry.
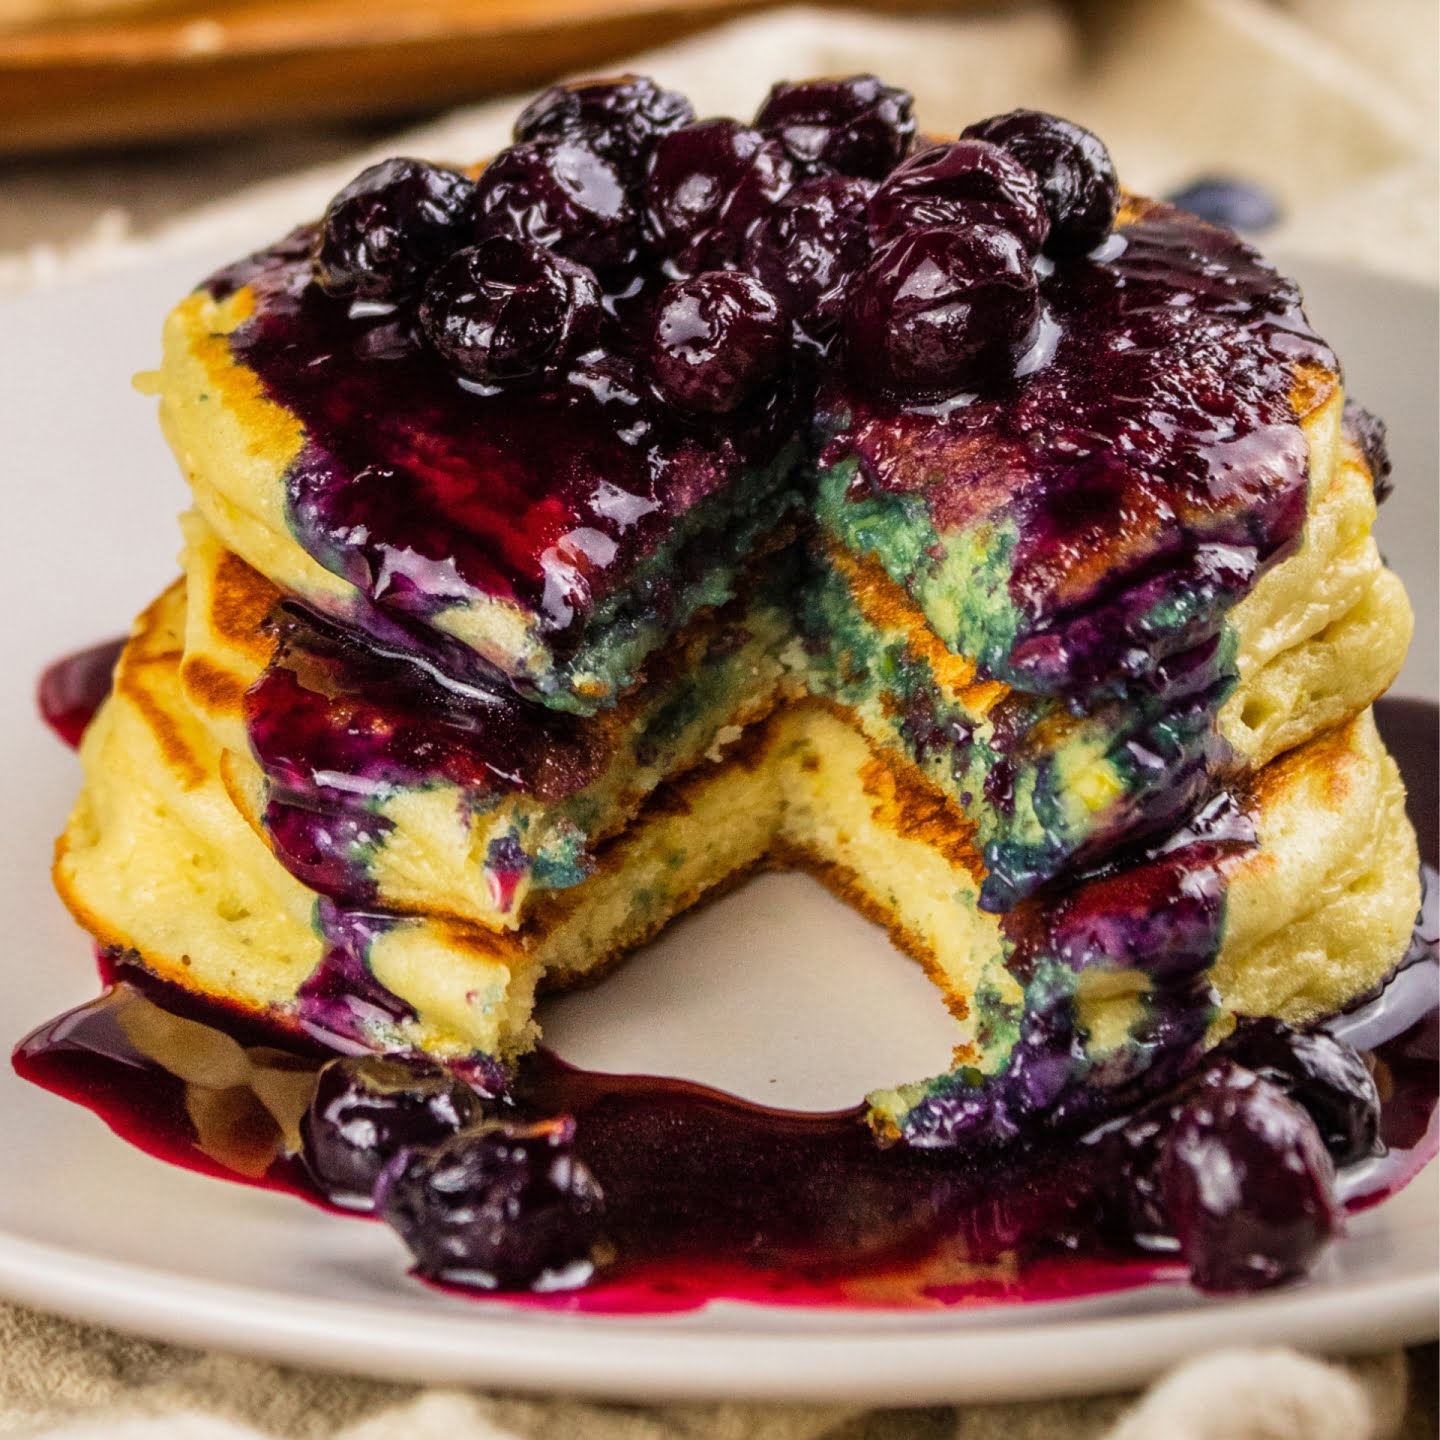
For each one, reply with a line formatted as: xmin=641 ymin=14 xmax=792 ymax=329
xmin=313 ymin=158 xmax=476 ymax=303
xmin=1161 ymin=1063 xmax=1339 ymax=1293
xmin=642 ymin=119 xmax=794 ymax=273
xmin=512 ymin=75 xmax=694 ymax=180
xmin=962 ymin=110 xmax=1118 ymax=256
xmin=753 ymin=74 xmax=915 ymax=179
xmin=744 ymin=173 xmax=874 ymax=344
xmin=1165 ymin=177 xmax=1281 ymax=235
xmin=648 ymin=270 xmax=788 ymax=414
xmin=1095 ymin=1102 xmax=1175 ymax=1243
xmin=474 ymin=140 xmax=637 ymax=276
xmin=375 ymin=1116 xmax=605 ymax=1289
xmin=867 ymin=139 xmax=1049 ymax=255
xmin=420 ymin=237 xmax=602 ymax=385
xmin=299 ymin=1055 xmax=484 ymax=1210
xmin=844 ymin=224 xmax=1041 ymax=398
xmin=1217 ymin=1020 xmax=1381 ymax=1166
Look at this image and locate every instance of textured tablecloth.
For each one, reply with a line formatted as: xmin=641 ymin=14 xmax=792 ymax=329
xmin=1 ymin=1 xmax=1435 ymax=1435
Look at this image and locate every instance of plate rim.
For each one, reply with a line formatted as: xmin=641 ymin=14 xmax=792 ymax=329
xmin=0 ymin=1220 xmax=1434 ymax=1403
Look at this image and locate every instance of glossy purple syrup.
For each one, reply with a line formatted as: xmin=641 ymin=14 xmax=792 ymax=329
xmin=243 ymin=603 xmax=609 ymax=902
xmin=823 ymin=201 xmax=1336 ymax=697
xmin=206 ymin=229 xmax=797 ymax=648
xmin=12 ymin=931 xmax=1436 ymax=1314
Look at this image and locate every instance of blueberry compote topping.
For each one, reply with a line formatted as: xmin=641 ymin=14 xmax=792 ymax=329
xmin=867 ymin=139 xmax=1051 ymax=255
xmin=1160 ymin=1064 xmax=1339 ymax=1292
xmin=641 ymin=119 xmax=794 ymax=274
xmin=244 ymin=603 xmax=614 ymax=902
xmin=376 ymin=1116 xmax=606 ymax=1290
xmin=420 ymin=236 xmax=602 ymax=384
xmin=210 ymin=226 xmax=798 ymax=664
xmin=512 ymin=76 xmax=695 ymax=181
xmin=302 ymin=1054 xmax=484 ymax=1208
xmin=314 ymin=159 xmax=477 ymax=303
xmin=961 ymin=111 xmax=1118 ymax=256
xmin=745 ymin=174 xmax=875 ymax=347
xmin=822 ymin=197 xmax=1336 ymax=700
xmin=647 ymin=271 xmax=789 ymax=414
xmin=845 ymin=225 xmax=1041 ymax=399
xmin=754 ymin=75 xmax=915 ymax=179
xmin=472 ymin=141 xmax=638 ymax=278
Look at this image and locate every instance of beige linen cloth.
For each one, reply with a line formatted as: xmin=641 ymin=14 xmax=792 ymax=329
xmin=1 ymin=1 xmax=1436 ymax=1435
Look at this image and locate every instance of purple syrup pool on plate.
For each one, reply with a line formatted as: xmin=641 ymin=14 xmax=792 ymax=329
xmin=12 ymin=941 xmax=1436 ymax=1313
xmin=24 ymin=647 xmax=1439 ymax=1311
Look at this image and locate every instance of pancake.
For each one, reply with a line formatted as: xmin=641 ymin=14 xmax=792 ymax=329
xmin=56 ymin=574 xmax=1418 ymax=1141
xmin=178 ymin=511 xmax=796 ymax=932
xmin=154 ymin=237 xmax=805 ymax=717
xmin=171 ymin=406 xmax=1410 ymax=935
xmin=801 ymin=428 xmax=1412 ymax=906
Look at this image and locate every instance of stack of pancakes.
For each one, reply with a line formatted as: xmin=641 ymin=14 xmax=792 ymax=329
xmin=56 ymin=185 xmax=1418 ymax=1143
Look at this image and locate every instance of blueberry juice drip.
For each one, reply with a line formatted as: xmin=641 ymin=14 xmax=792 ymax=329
xmin=244 ymin=604 xmax=608 ymax=904
xmin=899 ymin=793 xmax=1255 ymax=1149
xmin=208 ymin=231 xmax=796 ymax=656
xmin=25 ymin=643 xmax=1438 ymax=1310
xmin=12 ymin=902 xmax=1437 ymax=1313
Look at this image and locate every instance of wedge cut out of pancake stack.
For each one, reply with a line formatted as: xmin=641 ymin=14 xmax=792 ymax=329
xmin=55 ymin=76 xmax=1421 ymax=1293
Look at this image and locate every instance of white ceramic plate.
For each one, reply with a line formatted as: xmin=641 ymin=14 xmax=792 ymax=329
xmin=0 ymin=253 xmax=1434 ymax=1404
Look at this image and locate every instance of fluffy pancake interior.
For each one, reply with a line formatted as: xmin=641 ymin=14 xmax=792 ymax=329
xmin=57 ymin=577 xmax=1420 ymax=1111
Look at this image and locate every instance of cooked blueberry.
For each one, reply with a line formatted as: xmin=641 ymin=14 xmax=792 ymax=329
xmin=1161 ymin=1063 xmax=1339 ymax=1292
xmin=1165 ymin=177 xmax=1281 ymax=235
xmin=1342 ymin=400 xmax=1394 ymax=504
xmin=299 ymin=1055 xmax=484 ymax=1209
xmin=512 ymin=75 xmax=694 ymax=179
xmin=744 ymin=173 xmax=874 ymax=344
xmin=844 ymin=225 xmax=1041 ymax=398
xmin=1217 ymin=1020 xmax=1381 ymax=1166
xmin=648 ymin=270 xmax=788 ymax=414
xmin=419 ymin=237 xmax=601 ymax=385
xmin=867 ymin=139 xmax=1049 ymax=255
xmin=474 ymin=140 xmax=637 ymax=276
xmin=313 ymin=158 xmax=476 ymax=302
xmin=642 ymin=119 xmax=794 ymax=273
xmin=753 ymin=75 xmax=914 ymax=179
xmin=375 ymin=1116 xmax=605 ymax=1289
xmin=962 ymin=110 xmax=1118 ymax=256
xmin=1095 ymin=1103 xmax=1175 ymax=1243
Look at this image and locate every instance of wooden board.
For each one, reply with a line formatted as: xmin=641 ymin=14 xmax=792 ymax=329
xmin=0 ymin=0 xmax=975 ymax=152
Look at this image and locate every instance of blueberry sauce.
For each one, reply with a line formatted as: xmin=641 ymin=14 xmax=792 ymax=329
xmin=205 ymin=229 xmax=798 ymax=657
xmin=822 ymin=199 xmax=1336 ymax=700
xmin=12 ymin=924 xmax=1435 ymax=1312
xmin=244 ymin=603 xmax=607 ymax=904
xmin=20 ymin=652 xmax=1440 ymax=1309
